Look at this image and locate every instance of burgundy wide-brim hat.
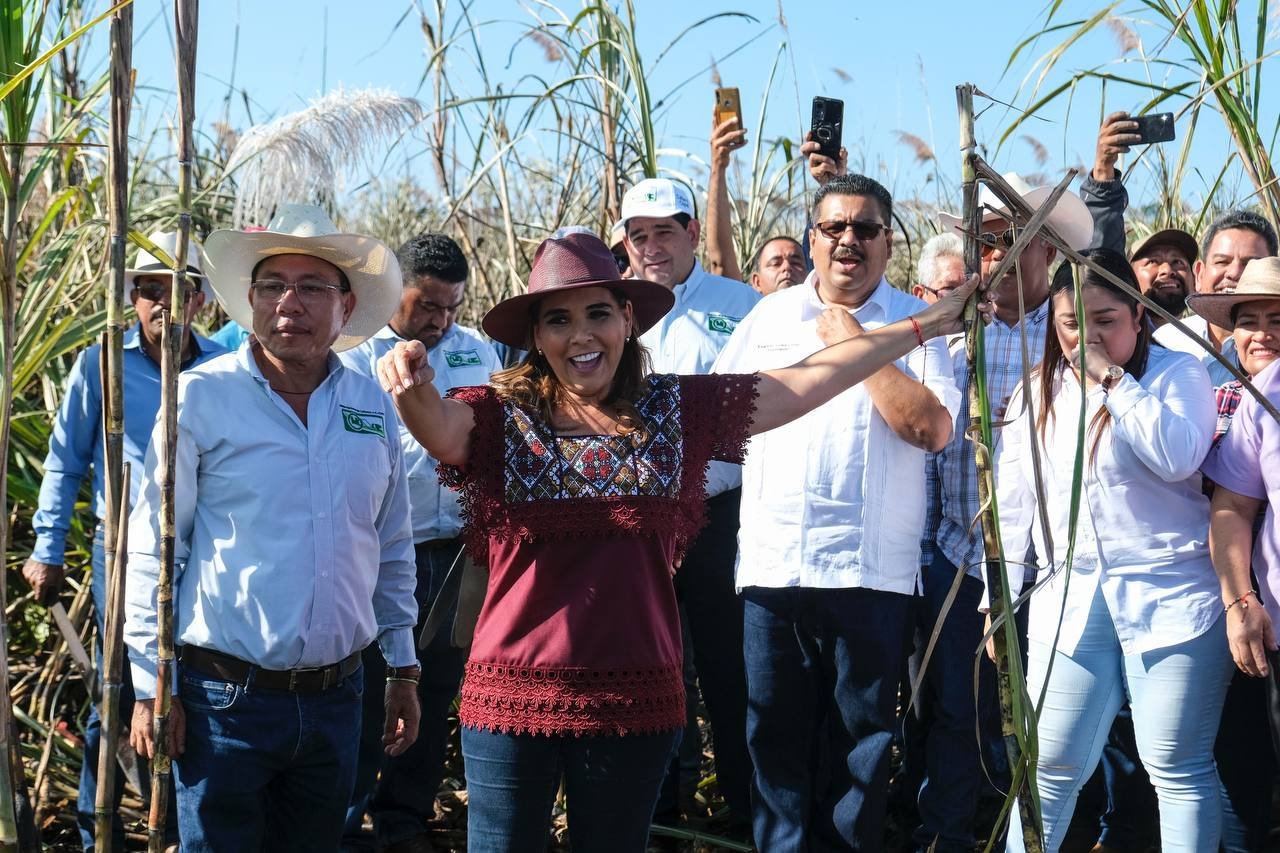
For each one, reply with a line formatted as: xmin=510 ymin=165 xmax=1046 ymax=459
xmin=482 ymin=232 xmax=674 ymax=349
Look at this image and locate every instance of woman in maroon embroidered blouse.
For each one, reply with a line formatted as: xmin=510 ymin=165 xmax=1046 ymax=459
xmin=377 ymin=233 xmax=980 ymax=852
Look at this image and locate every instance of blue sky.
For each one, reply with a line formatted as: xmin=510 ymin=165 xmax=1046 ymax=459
xmin=79 ymin=1 xmax=1267 ymax=215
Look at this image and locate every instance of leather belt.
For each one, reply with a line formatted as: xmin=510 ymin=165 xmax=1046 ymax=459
xmin=179 ymin=645 xmax=362 ymax=694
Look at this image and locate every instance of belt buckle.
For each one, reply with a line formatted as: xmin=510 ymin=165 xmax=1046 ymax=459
xmin=322 ymin=666 xmax=334 ymax=691
xmin=288 ymin=669 xmax=298 ymax=692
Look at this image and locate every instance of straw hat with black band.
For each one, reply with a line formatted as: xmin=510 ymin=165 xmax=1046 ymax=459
xmin=481 ymin=232 xmax=674 ymax=350
xmin=1187 ymin=256 xmax=1280 ymax=331
xmin=202 ymin=204 xmax=401 ymax=353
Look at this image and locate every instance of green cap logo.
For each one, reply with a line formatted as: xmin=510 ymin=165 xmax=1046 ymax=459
xmin=340 ymin=405 xmax=386 ymax=437
xmin=706 ymin=312 xmax=740 ymax=335
xmin=444 ymin=349 xmax=483 ymax=368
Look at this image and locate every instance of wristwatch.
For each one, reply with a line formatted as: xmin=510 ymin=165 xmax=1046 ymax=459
xmin=1100 ymin=364 xmax=1124 ymax=391
xmin=386 ymin=664 xmax=422 ymax=683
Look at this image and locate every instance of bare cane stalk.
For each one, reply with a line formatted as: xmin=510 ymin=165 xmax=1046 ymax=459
xmin=956 ymin=83 xmax=1043 ymax=853
xmin=148 ymin=2 xmax=197 ymax=848
xmin=93 ymin=6 xmax=133 ymax=849
xmin=94 ymin=465 xmax=130 ymax=850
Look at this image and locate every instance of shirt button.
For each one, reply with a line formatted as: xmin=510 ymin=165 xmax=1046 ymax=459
xmin=321 ymin=572 xmax=328 ymax=578
xmin=317 ymin=512 xmax=327 ymax=519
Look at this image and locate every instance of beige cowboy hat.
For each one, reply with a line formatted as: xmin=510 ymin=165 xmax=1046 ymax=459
xmin=1187 ymin=256 xmax=1280 ymax=330
xmin=126 ymin=230 xmax=208 ymax=290
xmin=203 ymin=204 xmax=401 ymax=352
xmin=938 ymin=172 xmax=1094 ymax=253
xmin=481 ymin=232 xmax=673 ymax=350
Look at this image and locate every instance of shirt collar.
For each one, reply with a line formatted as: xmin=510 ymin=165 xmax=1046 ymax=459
xmin=992 ymin=296 xmax=1050 ymax=331
xmin=803 ymin=271 xmax=893 ymax=320
xmin=376 ymin=322 xmax=459 ymax=350
xmin=123 ymin=322 xmax=210 ymax=366
xmin=240 ymin=341 xmax=343 ymax=391
xmin=670 ymin=260 xmax=706 ymax=304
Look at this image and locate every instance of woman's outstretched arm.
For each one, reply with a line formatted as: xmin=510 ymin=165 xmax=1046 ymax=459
xmin=378 ymin=340 xmax=476 ymax=467
xmin=749 ymin=277 xmax=983 ymax=436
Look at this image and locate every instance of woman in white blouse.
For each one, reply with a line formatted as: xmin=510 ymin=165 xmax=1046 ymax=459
xmin=996 ymin=249 xmax=1230 ymax=852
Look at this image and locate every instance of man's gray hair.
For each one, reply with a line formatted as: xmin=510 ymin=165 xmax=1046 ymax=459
xmin=917 ymin=232 xmax=964 ymax=287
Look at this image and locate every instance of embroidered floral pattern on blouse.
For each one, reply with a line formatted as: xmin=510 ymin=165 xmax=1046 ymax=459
xmin=503 ymin=376 xmax=684 ymax=503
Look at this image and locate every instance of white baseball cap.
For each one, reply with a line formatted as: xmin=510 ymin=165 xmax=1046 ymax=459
xmin=621 ymin=178 xmax=697 ymax=225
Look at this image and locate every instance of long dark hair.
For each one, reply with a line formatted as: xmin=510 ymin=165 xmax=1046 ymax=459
xmin=1037 ymin=248 xmax=1152 ymax=464
xmin=490 ymin=287 xmax=652 ymax=434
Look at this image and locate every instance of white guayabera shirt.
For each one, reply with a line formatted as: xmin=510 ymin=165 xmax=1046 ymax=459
xmin=340 ymin=323 xmax=502 ymax=542
xmin=124 ymin=344 xmax=418 ymax=698
xmin=994 ymin=345 xmax=1220 ymax=656
xmin=640 ymin=260 xmax=761 ymax=498
xmin=713 ymin=273 xmax=960 ymax=593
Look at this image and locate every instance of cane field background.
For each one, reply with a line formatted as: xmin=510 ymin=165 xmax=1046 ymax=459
xmin=3 ymin=1 xmax=1280 ymax=850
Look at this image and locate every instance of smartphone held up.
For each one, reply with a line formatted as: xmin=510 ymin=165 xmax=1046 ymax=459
xmin=810 ymin=96 xmax=844 ymax=160
xmin=714 ymin=87 xmax=746 ymax=149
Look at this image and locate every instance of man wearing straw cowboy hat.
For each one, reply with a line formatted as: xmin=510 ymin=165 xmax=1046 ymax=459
xmin=916 ymin=174 xmax=1092 ymax=853
xmin=24 ymin=230 xmax=223 ymax=852
xmin=124 ymin=204 xmax=420 ymax=852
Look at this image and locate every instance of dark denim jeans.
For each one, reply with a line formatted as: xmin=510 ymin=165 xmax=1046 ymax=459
xmin=77 ymin=526 xmax=177 ymax=852
xmin=742 ymin=584 xmax=913 ymax=853
xmin=462 ymin=726 xmax=678 ymax=853
xmin=174 ymin=663 xmax=364 ymax=852
xmin=913 ymin=553 xmax=1011 ymax=852
xmin=662 ymin=489 xmax=751 ymax=823
xmin=343 ymin=539 xmax=466 ymax=848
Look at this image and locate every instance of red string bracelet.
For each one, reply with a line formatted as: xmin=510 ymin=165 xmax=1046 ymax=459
xmin=909 ymin=316 xmax=925 ymax=348
xmin=1225 ymin=589 xmax=1259 ymax=614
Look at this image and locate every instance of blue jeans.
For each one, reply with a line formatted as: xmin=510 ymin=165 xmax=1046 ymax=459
xmin=344 ymin=539 xmax=466 ymax=848
xmin=77 ymin=527 xmax=177 ymax=851
xmin=742 ymin=585 xmax=913 ymax=853
xmin=914 ymin=554 xmax=1013 ymax=852
xmin=1007 ymin=588 xmax=1233 ymax=853
xmin=461 ymin=726 xmax=678 ymax=853
xmin=174 ymin=663 xmax=364 ymax=852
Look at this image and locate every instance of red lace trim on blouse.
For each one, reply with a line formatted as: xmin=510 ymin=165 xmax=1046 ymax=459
xmin=459 ymin=660 xmax=686 ymax=737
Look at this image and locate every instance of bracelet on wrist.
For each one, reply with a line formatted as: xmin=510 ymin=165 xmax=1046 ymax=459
xmin=386 ymin=664 xmax=422 ymax=684
xmin=1224 ymin=590 xmax=1260 ymax=614
xmin=909 ymin=316 xmax=926 ymax=348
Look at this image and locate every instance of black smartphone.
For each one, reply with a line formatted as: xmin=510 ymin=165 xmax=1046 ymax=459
xmin=1132 ymin=112 xmax=1175 ymax=145
xmin=810 ymin=96 xmax=844 ymax=160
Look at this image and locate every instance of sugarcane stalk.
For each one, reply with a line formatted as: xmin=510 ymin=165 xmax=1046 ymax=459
xmin=955 ymin=82 xmax=1043 ymax=853
xmin=148 ymin=3 xmax=197 ymax=848
xmin=94 ymin=6 xmax=134 ymax=850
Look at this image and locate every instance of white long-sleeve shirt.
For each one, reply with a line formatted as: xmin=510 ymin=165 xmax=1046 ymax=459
xmin=125 ymin=344 xmax=418 ymax=698
xmin=995 ymin=344 xmax=1220 ymax=656
xmin=713 ymin=274 xmax=960 ymax=593
xmin=640 ymin=260 xmax=761 ymax=497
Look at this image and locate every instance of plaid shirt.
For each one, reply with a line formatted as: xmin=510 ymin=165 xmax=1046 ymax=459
xmin=927 ymin=300 xmax=1051 ymax=577
xmin=1213 ymin=380 xmax=1243 ymax=447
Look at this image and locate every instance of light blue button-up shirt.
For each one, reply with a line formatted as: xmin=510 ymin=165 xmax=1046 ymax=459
xmin=31 ymin=325 xmax=225 ymax=565
xmin=340 ymin=323 xmax=501 ymax=542
xmin=640 ymin=260 xmax=761 ymax=497
xmin=125 ymin=343 xmax=417 ymax=697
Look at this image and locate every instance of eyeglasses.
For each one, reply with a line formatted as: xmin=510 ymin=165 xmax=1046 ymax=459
xmin=978 ymin=228 xmax=1017 ymax=257
xmin=250 ymin=278 xmax=349 ymax=304
xmin=918 ymin=283 xmax=959 ymax=298
xmin=134 ymin=281 xmax=198 ymax=302
xmin=814 ymin=219 xmax=890 ymax=242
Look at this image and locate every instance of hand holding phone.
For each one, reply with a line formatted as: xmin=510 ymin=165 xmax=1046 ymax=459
xmin=810 ymin=96 xmax=844 ymax=160
xmin=1132 ymin=112 xmax=1175 ymax=145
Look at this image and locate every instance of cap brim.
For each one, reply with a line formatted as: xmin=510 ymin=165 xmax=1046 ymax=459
xmin=1129 ymin=228 xmax=1199 ymax=264
xmin=203 ymin=230 xmax=401 ymax=353
xmin=481 ymin=278 xmax=675 ymax=350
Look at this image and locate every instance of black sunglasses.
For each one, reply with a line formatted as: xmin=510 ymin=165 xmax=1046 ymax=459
xmin=814 ymin=219 xmax=890 ymax=242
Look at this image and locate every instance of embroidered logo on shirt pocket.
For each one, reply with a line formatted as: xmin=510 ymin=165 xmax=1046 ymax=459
xmin=706 ymin=313 xmax=740 ymax=335
xmin=444 ymin=349 xmax=483 ymax=368
xmin=341 ymin=405 xmax=386 ymax=437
